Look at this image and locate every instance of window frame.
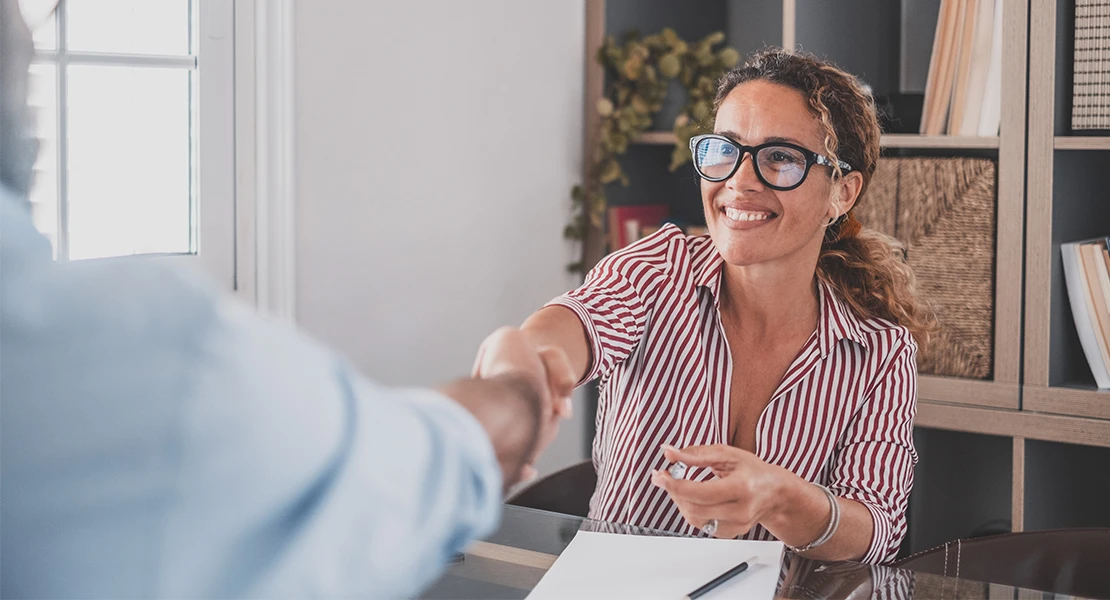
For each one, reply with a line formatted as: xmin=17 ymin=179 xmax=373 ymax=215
xmin=28 ymin=0 xmax=237 ymax=290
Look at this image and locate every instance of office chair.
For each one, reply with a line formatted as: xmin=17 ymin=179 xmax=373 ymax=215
xmin=895 ymin=528 xmax=1110 ymax=599
xmin=505 ymin=460 xmax=596 ymax=518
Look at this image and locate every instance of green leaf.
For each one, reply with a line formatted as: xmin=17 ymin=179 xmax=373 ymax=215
xmin=692 ymin=100 xmax=710 ymax=122
xmin=719 ymin=47 xmax=740 ymax=68
xmin=659 ymin=53 xmax=681 ymax=78
xmin=599 ymin=160 xmax=622 ymax=184
xmin=597 ymin=97 xmax=615 ymax=117
xmin=623 ymin=56 xmax=644 ymax=80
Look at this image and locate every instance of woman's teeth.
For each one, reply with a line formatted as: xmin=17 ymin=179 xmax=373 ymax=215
xmin=724 ymin=208 xmax=774 ymax=222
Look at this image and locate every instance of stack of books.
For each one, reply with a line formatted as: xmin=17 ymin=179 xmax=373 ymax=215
xmin=1062 ymin=237 xmax=1110 ymax=389
xmin=1072 ymin=0 xmax=1110 ymax=131
xmin=920 ymin=0 xmax=1004 ymax=136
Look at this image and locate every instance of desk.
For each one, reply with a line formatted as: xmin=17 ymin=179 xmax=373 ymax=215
xmin=423 ymin=505 xmax=1037 ymax=599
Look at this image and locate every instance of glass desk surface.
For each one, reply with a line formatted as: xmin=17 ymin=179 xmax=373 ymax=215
xmin=421 ymin=504 xmax=1066 ymax=599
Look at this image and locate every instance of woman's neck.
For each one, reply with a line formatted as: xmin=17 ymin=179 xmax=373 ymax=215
xmin=719 ymin=260 xmax=820 ymax=342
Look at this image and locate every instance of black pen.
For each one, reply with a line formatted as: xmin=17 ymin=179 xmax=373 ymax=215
xmin=683 ymin=556 xmax=758 ymax=600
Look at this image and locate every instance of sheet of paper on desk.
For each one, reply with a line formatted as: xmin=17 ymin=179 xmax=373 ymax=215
xmin=526 ymin=531 xmax=784 ymax=600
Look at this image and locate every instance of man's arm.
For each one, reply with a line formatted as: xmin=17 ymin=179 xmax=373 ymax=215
xmin=437 ymin=374 xmax=542 ymax=493
xmin=158 ymin=302 xmax=559 ymax=598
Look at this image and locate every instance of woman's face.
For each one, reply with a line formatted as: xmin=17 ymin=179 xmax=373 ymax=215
xmin=701 ymin=80 xmax=858 ymax=269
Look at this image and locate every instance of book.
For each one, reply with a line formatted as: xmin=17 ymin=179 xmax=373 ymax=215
xmin=607 ymin=204 xmax=669 ymax=251
xmin=956 ymin=0 xmax=996 ymax=135
xmin=1062 ymin=240 xmax=1110 ymax=388
xmin=921 ymin=0 xmax=963 ymax=134
xmin=976 ymin=0 xmax=1004 ymax=136
xmin=1092 ymin=239 xmax=1110 ymax=326
xmin=1101 ymin=243 xmax=1110 ymax=306
xmin=1079 ymin=242 xmax=1110 ymax=376
xmin=947 ymin=0 xmax=982 ymax=135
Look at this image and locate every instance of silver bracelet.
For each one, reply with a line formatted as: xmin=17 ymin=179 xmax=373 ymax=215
xmin=787 ymin=483 xmax=840 ymax=553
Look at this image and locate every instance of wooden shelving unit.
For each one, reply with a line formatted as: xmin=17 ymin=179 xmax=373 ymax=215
xmin=1053 ymin=136 xmax=1110 ymax=150
xmin=879 ymin=134 xmax=1000 ymax=149
xmin=582 ymin=0 xmax=1110 ymax=557
xmin=632 ymin=131 xmax=1002 ymax=150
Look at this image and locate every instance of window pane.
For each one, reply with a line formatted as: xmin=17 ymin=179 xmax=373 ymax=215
xmin=66 ymin=0 xmax=190 ymax=56
xmin=66 ymin=65 xmax=193 ymax=260
xmin=27 ymin=63 xmax=59 ymax=256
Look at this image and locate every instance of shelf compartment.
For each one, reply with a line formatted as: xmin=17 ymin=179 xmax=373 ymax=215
xmin=1046 ymin=150 xmax=1110 ymax=390
xmin=904 ymin=428 xmax=1012 ymax=556
xmin=1024 ymin=440 xmax=1110 ymax=530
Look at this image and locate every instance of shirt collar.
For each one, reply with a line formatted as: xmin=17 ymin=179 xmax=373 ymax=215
xmin=695 ymin=247 xmax=868 ymax=356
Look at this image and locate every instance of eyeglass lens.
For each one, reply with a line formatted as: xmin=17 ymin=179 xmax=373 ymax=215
xmin=693 ymin=137 xmax=809 ymax=189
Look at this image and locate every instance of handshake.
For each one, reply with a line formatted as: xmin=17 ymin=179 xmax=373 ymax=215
xmin=439 ymin=327 xmax=578 ymax=492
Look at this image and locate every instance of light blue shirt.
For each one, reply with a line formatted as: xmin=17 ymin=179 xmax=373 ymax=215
xmin=0 ymin=187 xmax=502 ymax=598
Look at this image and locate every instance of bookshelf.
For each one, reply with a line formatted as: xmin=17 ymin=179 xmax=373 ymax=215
xmin=1025 ymin=0 xmax=1110 ymax=418
xmin=631 ymin=131 xmax=1002 ymax=150
xmin=580 ymin=0 xmax=1110 ymax=558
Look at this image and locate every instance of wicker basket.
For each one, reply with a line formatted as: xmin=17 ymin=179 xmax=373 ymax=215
xmin=853 ymin=157 xmax=997 ymax=380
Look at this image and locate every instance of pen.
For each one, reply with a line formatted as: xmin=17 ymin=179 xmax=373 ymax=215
xmin=683 ymin=556 xmax=757 ymax=600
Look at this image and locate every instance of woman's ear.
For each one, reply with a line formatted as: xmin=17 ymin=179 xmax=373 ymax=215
xmin=834 ymin=170 xmax=864 ymax=215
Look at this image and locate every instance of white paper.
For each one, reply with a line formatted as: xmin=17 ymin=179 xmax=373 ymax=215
xmin=526 ymin=531 xmax=784 ymax=600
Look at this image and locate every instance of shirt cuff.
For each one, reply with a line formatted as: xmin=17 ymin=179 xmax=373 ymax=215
xmin=856 ymin=499 xmax=895 ymax=565
xmin=545 ymin=295 xmax=603 ymax=386
xmin=409 ymin=388 xmax=503 ymax=496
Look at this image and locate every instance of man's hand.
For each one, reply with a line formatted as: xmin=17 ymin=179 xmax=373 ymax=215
xmin=472 ymin=327 xmax=576 ymax=481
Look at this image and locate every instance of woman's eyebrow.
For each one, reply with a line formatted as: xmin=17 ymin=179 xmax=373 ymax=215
xmin=715 ymin=130 xmax=808 ymax=147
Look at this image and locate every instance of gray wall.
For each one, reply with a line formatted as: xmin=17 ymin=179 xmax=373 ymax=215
xmin=293 ymin=0 xmax=588 ymax=475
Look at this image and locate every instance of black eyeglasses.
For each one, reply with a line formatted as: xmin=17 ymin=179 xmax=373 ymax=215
xmin=689 ymin=134 xmax=853 ymax=191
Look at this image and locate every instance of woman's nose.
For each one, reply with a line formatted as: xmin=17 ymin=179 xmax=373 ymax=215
xmin=726 ymin=152 xmax=764 ymax=193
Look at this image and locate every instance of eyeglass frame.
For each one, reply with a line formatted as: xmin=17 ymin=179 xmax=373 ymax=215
xmin=688 ymin=133 xmax=854 ymax=191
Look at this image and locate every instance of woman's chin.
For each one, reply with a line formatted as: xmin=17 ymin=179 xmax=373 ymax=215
xmin=715 ymin=244 xmax=766 ymax=267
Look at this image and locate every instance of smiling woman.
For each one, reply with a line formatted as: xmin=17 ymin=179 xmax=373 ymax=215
xmin=474 ymin=47 xmax=937 ymax=566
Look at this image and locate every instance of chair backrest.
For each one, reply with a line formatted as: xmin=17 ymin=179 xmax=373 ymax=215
xmin=894 ymin=528 xmax=1110 ymax=599
xmin=505 ymin=460 xmax=596 ymax=518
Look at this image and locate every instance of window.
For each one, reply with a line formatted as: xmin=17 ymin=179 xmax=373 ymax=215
xmin=26 ymin=0 xmax=235 ymax=287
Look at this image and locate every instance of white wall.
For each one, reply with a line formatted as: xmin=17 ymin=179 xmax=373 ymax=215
xmin=293 ymin=0 xmax=587 ymax=475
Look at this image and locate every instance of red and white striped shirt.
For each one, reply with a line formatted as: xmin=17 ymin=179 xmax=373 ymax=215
xmin=548 ymin=225 xmax=918 ymax=565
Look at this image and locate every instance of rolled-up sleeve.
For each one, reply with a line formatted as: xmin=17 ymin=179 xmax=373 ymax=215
xmin=545 ymin=228 xmax=676 ymax=385
xmin=160 ymin=301 xmax=501 ymax=598
xmin=828 ymin=338 xmax=918 ymax=565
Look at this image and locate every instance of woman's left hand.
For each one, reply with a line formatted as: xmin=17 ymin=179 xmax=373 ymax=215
xmin=650 ymin=444 xmax=789 ymax=539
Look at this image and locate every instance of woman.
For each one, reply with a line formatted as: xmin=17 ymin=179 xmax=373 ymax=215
xmin=474 ymin=48 xmax=934 ymax=565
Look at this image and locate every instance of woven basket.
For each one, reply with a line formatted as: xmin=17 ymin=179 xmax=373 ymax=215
xmin=853 ymin=157 xmax=997 ymax=380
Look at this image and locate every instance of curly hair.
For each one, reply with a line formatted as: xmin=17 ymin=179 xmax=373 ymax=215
xmin=714 ymin=47 xmax=937 ymax=346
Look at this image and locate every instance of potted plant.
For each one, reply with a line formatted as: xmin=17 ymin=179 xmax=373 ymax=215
xmin=566 ymin=29 xmax=739 ymax=272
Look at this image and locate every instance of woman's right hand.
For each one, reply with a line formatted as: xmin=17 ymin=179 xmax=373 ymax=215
xmin=472 ymin=327 xmax=577 ymax=479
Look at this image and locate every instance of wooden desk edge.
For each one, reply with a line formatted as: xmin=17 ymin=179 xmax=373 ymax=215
xmin=465 ymin=541 xmax=558 ymax=570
